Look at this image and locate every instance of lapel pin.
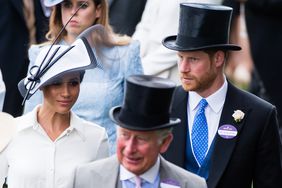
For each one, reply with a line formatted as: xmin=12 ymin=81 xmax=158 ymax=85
xmin=218 ymin=124 xmax=238 ymax=139
xmin=160 ymin=179 xmax=180 ymax=188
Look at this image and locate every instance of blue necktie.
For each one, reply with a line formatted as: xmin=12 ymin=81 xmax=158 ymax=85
xmin=192 ymin=99 xmax=208 ymax=166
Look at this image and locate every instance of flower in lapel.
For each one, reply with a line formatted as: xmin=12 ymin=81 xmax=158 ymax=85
xmin=232 ymin=110 xmax=245 ymax=123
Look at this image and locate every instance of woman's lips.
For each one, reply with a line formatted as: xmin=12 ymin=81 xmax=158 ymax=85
xmin=57 ymin=100 xmax=72 ymax=106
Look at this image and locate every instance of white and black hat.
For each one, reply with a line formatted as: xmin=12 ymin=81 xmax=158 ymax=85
xmin=44 ymin=0 xmax=64 ymax=7
xmin=18 ymin=26 xmax=101 ymax=104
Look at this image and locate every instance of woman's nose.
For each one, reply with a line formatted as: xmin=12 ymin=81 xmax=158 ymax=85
xmin=61 ymin=84 xmax=71 ymax=97
xmin=71 ymin=6 xmax=78 ymax=15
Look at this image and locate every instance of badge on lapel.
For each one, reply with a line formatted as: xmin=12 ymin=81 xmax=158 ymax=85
xmin=217 ymin=110 xmax=245 ymax=139
xmin=160 ymin=179 xmax=180 ymax=188
xmin=218 ymin=124 xmax=238 ymax=139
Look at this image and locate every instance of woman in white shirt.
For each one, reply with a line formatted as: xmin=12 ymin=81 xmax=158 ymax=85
xmin=0 ymin=34 xmax=109 ymax=188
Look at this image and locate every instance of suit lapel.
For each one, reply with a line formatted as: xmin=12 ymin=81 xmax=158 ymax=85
xmin=99 ymin=155 xmax=121 ymax=188
xmin=160 ymin=157 xmax=171 ymax=182
xmin=159 ymin=157 xmax=183 ymax=187
xmin=166 ymin=86 xmax=189 ymax=167
xmin=207 ymin=84 xmax=249 ymax=188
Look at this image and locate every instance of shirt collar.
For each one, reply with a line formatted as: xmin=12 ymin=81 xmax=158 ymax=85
xmin=189 ymin=78 xmax=228 ymax=113
xmin=18 ymin=105 xmax=86 ymax=141
xmin=120 ymin=156 xmax=160 ymax=184
xmin=70 ymin=112 xmax=86 ymax=141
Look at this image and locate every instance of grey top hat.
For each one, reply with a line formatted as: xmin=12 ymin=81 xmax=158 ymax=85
xmin=109 ymin=75 xmax=181 ymax=131
xmin=163 ymin=3 xmax=241 ymax=51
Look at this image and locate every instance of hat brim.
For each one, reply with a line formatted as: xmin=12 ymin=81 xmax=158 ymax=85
xmin=162 ymin=35 xmax=241 ymax=51
xmin=44 ymin=0 xmax=63 ymax=7
xmin=18 ymin=37 xmax=97 ymax=101
xmin=109 ymin=106 xmax=181 ymax=131
xmin=0 ymin=112 xmax=16 ymax=152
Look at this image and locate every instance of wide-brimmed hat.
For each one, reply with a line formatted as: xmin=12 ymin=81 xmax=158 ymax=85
xmin=163 ymin=3 xmax=241 ymax=51
xmin=109 ymin=75 xmax=181 ymax=131
xmin=44 ymin=0 xmax=64 ymax=7
xmin=18 ymin=31 xmax=98 ymax=104
xmin=0 ymin=112 xmax=16 ymax=152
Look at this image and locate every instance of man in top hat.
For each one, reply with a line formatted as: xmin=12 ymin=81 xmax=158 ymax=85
xmin=161 ymin=3 xmax=282 ymax=188
xmin=74 ymin=75 xmax=207 ymax=188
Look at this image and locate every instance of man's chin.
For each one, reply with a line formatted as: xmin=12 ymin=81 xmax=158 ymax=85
xmin=181 ymin=84 xmax=194 ymax=91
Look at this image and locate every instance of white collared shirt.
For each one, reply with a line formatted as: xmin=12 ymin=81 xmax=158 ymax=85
xmin=0 ymin=105 xmax=109 ymax=188
xmin=120 ymin=157 xmax=160 ymax=187
xmin=188 ymin=79 xmax=228 ymax=156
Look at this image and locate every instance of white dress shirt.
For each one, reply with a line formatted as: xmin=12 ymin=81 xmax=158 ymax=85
xmin=188 ymin=79 xmax=228 ymax=160
xmin=0 ymin=105 xmax=109 ymax=188
xmin=120 ymin=157 xmax=160 ymax=187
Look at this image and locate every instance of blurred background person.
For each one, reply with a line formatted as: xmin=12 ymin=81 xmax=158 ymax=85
xmin=223 ymin=0 xmax=282 ymax=137
xmin=0 ymin=0 xmax=49 ymax=117
xmin=108 ymin=0 xmax=147 ymax=36
xmin=24 ymin=0 xmax=143 ymax=154
xmin=0 ymin=112 xmax=16 ymax=188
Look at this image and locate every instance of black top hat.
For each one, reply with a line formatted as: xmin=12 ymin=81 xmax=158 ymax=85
xmin=163 ymin=3 xmax=241 ymax=51
xmin=109 ymin=75 xmax=181 ymax=131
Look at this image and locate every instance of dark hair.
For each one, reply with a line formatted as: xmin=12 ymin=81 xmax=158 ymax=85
xmin=204 ymin=49 xmax=227 ymax=62
xmin=79 ymin=71 xmax=85 ymax=82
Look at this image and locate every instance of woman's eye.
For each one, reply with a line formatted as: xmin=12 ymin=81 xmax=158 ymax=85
xmin=79 ymin=2 xmax=88 ymax=9
xmin=69 ymin=81 xmax=79 ymax=86
xmin=62 ymin=2 xmax=72 ymax=9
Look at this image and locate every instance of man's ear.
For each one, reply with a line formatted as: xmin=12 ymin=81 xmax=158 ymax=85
xmin=160 ymin=133 xmax=173 ymax=154
xmin=214 ymin=50 xmax=225 ymax=67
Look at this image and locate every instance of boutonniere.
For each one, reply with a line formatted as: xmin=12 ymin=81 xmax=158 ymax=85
xmin=232 ymin=110 xmax=245 ymax=123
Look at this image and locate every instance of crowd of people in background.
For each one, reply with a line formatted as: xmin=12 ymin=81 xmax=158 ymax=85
xmin=0 ymin=0 xmax=281 ymax=188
